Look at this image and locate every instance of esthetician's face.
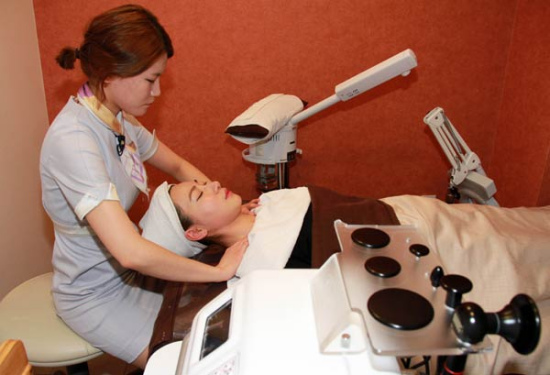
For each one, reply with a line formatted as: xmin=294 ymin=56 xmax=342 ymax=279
xmin=102 ymin=53 xmax=167 ymax=116
xmin=170 ymin=181 xmax=243 ymax=231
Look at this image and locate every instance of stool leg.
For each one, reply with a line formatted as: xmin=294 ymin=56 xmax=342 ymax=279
xmin=66 ymin=362 xmax=90 ymax=375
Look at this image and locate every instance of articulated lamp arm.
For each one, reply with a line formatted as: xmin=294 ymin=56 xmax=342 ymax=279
xmin=290 ymin=49 xmax=418 ymax=126
xmin=423 ymin=107 xmax=498 ymax=206
xmin=423 ymin=107 xmax=481 ymax=186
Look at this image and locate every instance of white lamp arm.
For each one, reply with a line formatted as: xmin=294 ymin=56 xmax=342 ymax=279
xmin=423 ymin=107 xmax=482 ymax=185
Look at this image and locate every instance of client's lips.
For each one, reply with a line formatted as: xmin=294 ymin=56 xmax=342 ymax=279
xmin=225 ymin=189 xmax=232 ymax=199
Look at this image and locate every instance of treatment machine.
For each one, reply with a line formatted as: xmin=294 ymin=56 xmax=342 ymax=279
xmin=166 ymin=223 xmax=540 ymax=375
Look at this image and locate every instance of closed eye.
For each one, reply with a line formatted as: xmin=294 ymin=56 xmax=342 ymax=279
xmin=189 ymin=184 xmax=204 ymax=202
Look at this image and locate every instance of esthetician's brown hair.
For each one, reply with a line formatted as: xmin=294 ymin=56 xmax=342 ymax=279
xmin=55 ymin=4 xmax=174 ymax=102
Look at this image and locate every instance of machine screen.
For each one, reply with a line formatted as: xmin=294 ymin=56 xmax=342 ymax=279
xmin=200 ymin=300 xmax=232 ymax=359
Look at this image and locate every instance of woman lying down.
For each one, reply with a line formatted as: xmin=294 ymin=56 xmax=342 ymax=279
xmin=139 ymin=180 xmax=550 ymax=375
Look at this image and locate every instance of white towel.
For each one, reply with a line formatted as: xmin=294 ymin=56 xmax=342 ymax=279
xmin=236 ymin=187 xmax=311 ymax=277
xmin=139 ymin=181 xmax=206 ymax=257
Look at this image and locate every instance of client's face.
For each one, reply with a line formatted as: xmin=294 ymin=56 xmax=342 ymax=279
xmin=170 ymin=181 xmax=243 ymax=231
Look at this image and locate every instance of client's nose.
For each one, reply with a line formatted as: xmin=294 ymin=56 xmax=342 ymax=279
xmin=207 ymin=181 xmax=221 ymax=193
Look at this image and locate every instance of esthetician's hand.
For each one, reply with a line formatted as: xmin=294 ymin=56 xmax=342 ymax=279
xmin=241 ymin=199 xmax=260 ymax=215
xmin=217 ymin=237 xmax=248 ymax=279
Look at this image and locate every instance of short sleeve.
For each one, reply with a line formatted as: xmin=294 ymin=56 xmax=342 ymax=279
xmin=41 ymin=120 xmax=119 ymax=221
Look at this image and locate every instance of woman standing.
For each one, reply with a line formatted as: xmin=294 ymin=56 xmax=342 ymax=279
xmin=40 ymin=4 xmax=247 ymax=368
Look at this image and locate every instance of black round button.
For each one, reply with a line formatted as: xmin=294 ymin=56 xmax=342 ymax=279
xmin=368 ymin=288 xmax=434 ymax=330
xmin=351 ymin=228 xmax=390 ymax=249
xmin=365 ymin=256 xmax=401 ymax=278
xmin=440 ymin=274 xmax=473 ymax=294
xmin=440 ymin=274 xmax=473 ymax=308
xmin=409 ymin=244 xmax=429 ymax=257
xmin=430 ymin=266 xmax=444 ymax=288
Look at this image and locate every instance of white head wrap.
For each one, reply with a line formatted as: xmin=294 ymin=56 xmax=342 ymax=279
xmin=139 ymin=181 xmax=207 ymax=257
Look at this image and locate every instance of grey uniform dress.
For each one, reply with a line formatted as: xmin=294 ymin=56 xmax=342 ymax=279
xmin=40 ymin=97 xmax=163 ymax=363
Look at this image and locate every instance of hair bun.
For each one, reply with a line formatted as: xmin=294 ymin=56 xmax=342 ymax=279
xmin=55 ymin=47 xmax=78 ymax=70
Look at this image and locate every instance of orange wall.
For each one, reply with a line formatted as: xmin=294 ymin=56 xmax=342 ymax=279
xmin=33 ymin=0 xmax=549 ymax=214
xmin=491 ymin=1 xmax=550 ymax=207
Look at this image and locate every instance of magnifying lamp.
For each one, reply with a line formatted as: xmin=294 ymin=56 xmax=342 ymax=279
xmin=228 ymin=49 xmax=418 ymax=191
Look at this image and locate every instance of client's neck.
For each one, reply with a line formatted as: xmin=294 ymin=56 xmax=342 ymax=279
xmin=209 ymin=213 xmax=255 ymax=248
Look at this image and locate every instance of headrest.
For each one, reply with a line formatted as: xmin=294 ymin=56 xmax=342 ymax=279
xmin=139 ymin=181 xmax=206 ymax=257
xmin=225 ymin=94 xmax=305 ymax=145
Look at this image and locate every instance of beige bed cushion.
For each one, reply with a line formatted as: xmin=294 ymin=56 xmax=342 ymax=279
xmin=381 ymin=195 xmax=550 ymax=374
xmin=381 ymin=195 xmax=550 ymax=309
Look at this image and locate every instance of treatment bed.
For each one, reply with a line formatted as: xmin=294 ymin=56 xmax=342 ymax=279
xmin=147 ymin=187 xmax=549 ymax=375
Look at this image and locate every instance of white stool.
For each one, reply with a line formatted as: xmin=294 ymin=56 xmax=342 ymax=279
xmin=0 ymin=273 xmax=103 ymax=374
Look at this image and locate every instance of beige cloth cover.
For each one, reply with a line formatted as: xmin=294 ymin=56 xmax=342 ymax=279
xmin=382 ymin=195 xmax=550 ymax=375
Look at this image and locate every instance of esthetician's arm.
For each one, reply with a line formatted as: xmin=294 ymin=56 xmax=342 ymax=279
xmin=86 ymin=200 xmax=246 ymax=282
xmin=146 ymin=141 xmax=211 ymax=183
